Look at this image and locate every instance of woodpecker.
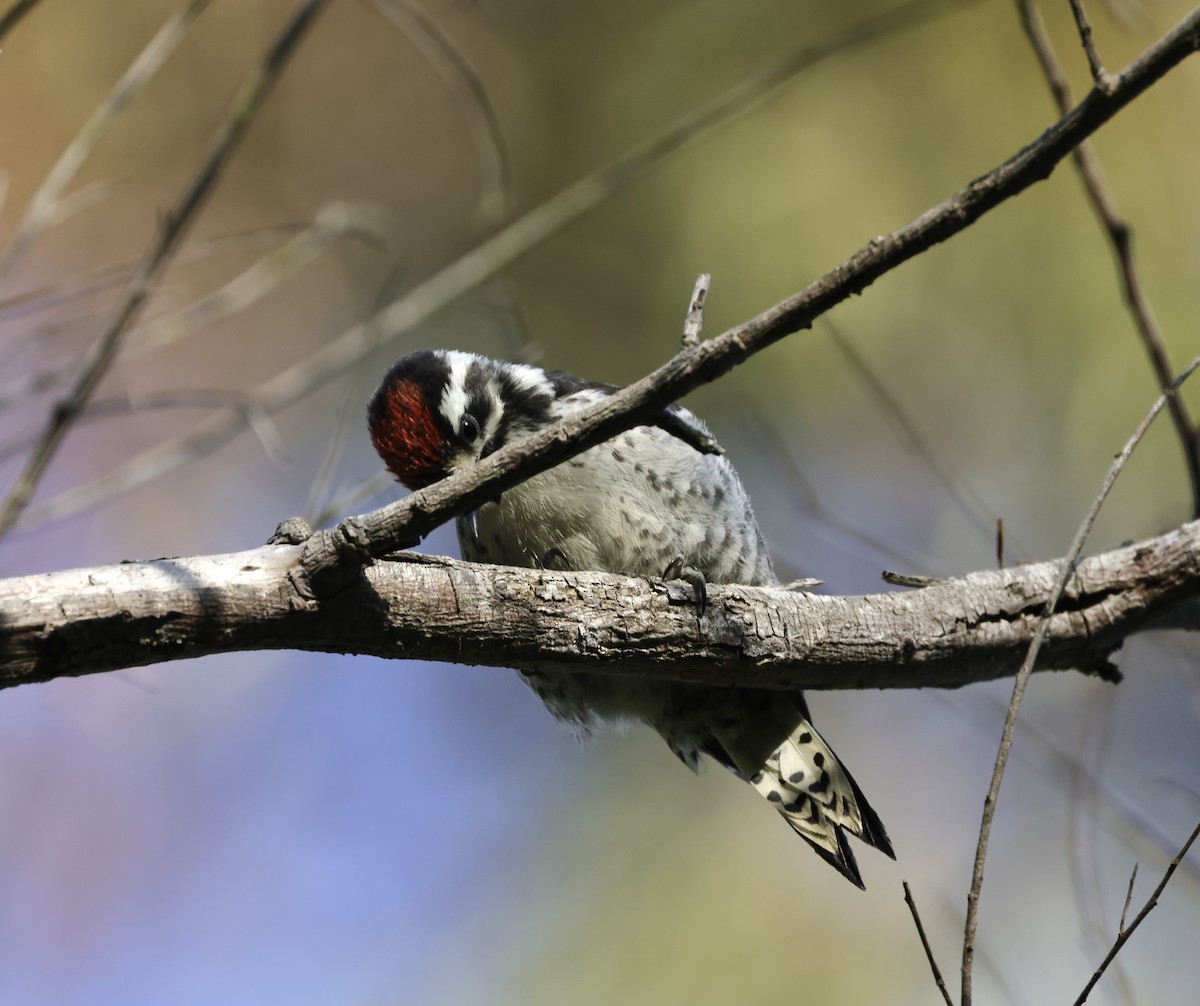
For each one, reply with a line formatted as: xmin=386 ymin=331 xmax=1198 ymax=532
xmin=368 ymin=348 xmax=893 ymax=887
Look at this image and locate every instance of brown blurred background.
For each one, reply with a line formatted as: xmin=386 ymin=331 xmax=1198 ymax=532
xmin=1 ymin=1 xmax=1198 ymax=1003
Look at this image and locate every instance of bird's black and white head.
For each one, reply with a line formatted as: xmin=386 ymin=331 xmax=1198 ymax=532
xmin=368 ymin=349 xmax=557 ymax=489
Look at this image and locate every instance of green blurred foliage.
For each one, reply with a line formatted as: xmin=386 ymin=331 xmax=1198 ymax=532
xmin=1 ymin=1 xmax=1199 ymax=1004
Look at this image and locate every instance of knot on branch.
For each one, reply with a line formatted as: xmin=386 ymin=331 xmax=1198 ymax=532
xmin=269 ymin=516 xmax=314 ymax=545
xmin=293 ymin=517 xmax=375 ymax=600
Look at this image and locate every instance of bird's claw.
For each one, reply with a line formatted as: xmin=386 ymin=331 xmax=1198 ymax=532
xmin=663 ymin=555 xmax=707 ymax=617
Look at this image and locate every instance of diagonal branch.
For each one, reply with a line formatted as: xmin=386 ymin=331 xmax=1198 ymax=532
xmin=293 ymin=6 xmax=1200 ymax=597
xmin=0 ymin=0 xmax=331 ymax=541
xmin=0 ymin=0 xmax=45 ymax=46
xmin=903 ymin=882 xmax=955 ymax=1006
xmin=960 ymin=355 xmax=1200 ymax=1006
xmin=1072 ymin=820 xmax=1200 ymax=1005
xmin=1015 ymin=0 xmax=1200 ymax=516
xmin=10 ymin=0 xmax=969 ymax=534
xmin=0 ymin=0 xmax=214 ymax=285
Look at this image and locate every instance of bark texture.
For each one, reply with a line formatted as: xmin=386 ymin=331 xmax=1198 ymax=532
xmin=2 ymin=519 xmax=1197 ymax=691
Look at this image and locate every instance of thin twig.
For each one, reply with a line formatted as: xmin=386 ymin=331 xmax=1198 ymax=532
xmin=825 ymin=320 xmax=1018 ymax=556
xmin=0 ymin=223 xmax=308 ymax=326
xmin=0 ymin=389 xmax=268 ymax=467
xmin=1118 ymin=862 xmax=1138 ymax=933
xmin=304 ymin=266 xmax=405 ymax=524
xmin=1065 ymin=690 xmax=1138 ymax=1006
xmin=1015 ymin=0 xmax=1200 ymax=517
xmin=748 ymin=411 xmax=940 ymax=574
xmin=881 ymin=571 xmax=942 ymax=587
xmin=681 ymin=273 xmax=710 ymax=348
xmin=1073 ymin=821 xmax=1200 ymax=1005
xmin=0 ymin=0 xmax=44 ymax=45
xmin=1067 ymin=0 xmax=1112 ymax=88
xmin=903 ymin=881 xmax=955 ymax=1006
xmin=0 ymin=224 xmax=319 ymax=413
xmin=12 ymin=0 xmax=970 ymax=532
xmin=959 ymin=354 xmax=1200 ymax=1006
xmin=310 ymin=470 xmax=394 ymax=530
xmin=947 ymin=689 xmax=1200 ymax=886
xmin=367 ymin=0 xmax=514 ymax=225
xmin=129 ymin=202 xmax=388 ymax=359
xmin=0 ymin=0 xmax=214 ymax=285
xmin=0 ymin=0 xmax=331 ymax=541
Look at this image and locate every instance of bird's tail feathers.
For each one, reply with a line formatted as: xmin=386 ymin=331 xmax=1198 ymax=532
xmin=720 ymin=697 xmax=893 ymax=888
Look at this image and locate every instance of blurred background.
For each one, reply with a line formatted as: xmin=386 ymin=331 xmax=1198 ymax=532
xmin=1 ymin=0 xmax=1198 ymax=1002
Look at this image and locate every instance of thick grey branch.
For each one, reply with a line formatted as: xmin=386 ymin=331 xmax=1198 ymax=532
xmin=3 ymin=519 xmax=1198 ymax=690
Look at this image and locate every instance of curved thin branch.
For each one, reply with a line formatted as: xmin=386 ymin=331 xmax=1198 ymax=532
xmin=367 ymin=0 xmax=514 ymax=225
xmin=0 ymin=0 xmax=330 ymax=541
xmin=1016 ymin=0 xmax=1200 ymax=516
xmin=0 ymin=0 xmax=214 ymax=284
xmin=961 ymin=354 xmax=1200 ymax=1006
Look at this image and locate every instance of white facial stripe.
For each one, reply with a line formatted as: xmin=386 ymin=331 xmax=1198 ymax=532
xmin=482 ymin=388 xmax=503 ymax=447
xmin=439 ymin=351 xmax=474 ymax=428
xmin=504 ymin=362 xmax=553 ymax=399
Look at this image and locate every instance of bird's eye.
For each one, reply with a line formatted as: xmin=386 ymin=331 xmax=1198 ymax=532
xmin=459 ymin=414 xmax=480 ymax=443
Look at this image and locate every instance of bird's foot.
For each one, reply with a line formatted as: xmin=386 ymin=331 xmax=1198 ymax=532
xmin=663 ymin=555 xmax=707 ymax=617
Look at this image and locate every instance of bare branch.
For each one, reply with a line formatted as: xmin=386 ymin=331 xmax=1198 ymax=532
xmin=0 ymin=221 xmax=347 ymax=416
xmin=1015 ymin=0 xmax=1200 ymax=516
xmin=128 ymin=202 xmax=389 ymax=358
xmin=825 ymin=320 xmax=1008 ymax=552
xmin=1073 ymin=821 xmax=1200 ymax=1005
xmin=960 ymin=355 xmax=1200 ymax=1006
xmin=0 ymin=0 xmax=46 ymax=47
xmin=1118 ymin=862 xmax=1138 ymax=934
xmin=903 ymin=882 xmax=955 ymax=1006
xmin=0 ymin=224 xmax=307 ymax=329
xmin=2 ymin=515 xmax=1199 ymax=688
xmin=0 ymin=0 xmax=331 ymax=541
xmin=366 ymin=0 xmax=514 ymax=225
xmin=681 ymin=273 xmax=711 ymax=349
xmin=0 ymin=0 xmax=214 ymax=284
xmin=1067 ymin=0 xmax=1113 ymax=88
xmin=10 ymin=0 xmax=970 ymax=533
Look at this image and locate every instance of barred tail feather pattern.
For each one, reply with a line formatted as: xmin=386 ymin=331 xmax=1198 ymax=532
xmin=715 ymin=695 xmax=893 ymax=889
